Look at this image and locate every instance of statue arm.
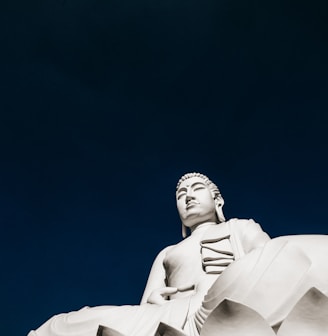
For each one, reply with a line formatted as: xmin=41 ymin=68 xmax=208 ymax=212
xmin=140 ymin=245 xmax=173 ymax=304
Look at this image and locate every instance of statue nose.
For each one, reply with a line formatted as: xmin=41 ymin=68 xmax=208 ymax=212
xmin=185 ymin=192 xmax=194 ymax=203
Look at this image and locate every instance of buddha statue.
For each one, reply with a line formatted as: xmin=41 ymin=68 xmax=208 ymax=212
xmin=28 ymin=173 xmax=328 ymax=336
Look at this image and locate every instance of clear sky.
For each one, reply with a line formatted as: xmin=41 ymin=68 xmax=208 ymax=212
xmin=0 ymin=0 xmax=327 ymax=335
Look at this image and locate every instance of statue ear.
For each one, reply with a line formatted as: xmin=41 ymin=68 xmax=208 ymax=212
xmin=215 ymin=197 xmax=225 ymax=223
xmin=182 ymin=223 xmax=187 ymax=238
xmin=215 ymin=195 xmax=224 ymax=207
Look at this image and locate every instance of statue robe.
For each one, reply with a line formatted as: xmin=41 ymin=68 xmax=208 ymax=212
xmin=28 ymin=219 xmax=270 ymax=336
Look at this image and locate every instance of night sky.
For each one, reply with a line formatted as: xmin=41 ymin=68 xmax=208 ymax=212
xmin=1 ymin=0 xmax=327 ymax=335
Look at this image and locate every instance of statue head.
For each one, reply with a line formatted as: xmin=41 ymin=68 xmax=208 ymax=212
xmin=176 ymin=172 xmax=225 ymax=237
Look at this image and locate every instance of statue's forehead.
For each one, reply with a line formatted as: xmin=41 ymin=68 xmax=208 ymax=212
xmin=178 ymin=176 xmax=206 ymax=189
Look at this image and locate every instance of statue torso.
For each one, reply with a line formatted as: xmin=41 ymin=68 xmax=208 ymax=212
xmin=163 ymin=223 xmax=232 ymax=301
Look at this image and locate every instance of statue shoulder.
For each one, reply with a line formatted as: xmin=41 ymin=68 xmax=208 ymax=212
xmin=156 ymin=244 xmax=175 ymax=260
xmin=225 ymin=218 xmax=262 ymax=232
xmin=225 ymin=218 xmax=270 ymax=253
xmin=155 ymin=244 xmax=179 ymax=265
xmin=226 ymin=217 xmax=259 ymax=224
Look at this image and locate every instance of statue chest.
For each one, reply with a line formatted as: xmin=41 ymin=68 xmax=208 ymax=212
xmin=163 ymin=235 xmax=205 ymax=286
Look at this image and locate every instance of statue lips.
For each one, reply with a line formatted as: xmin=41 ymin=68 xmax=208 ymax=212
xmin=186 ymin=201 xmax=199 ymax=210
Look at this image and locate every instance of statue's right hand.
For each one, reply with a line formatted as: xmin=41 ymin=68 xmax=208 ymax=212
xmin=147 ymin=287 xmax=178 ymax=305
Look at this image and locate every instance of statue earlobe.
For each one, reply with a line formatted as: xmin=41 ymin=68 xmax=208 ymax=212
xmin=215 ymin=198 xmax=226 ymax=223
xmin=182 ymin=223 xmax=187 ymax=238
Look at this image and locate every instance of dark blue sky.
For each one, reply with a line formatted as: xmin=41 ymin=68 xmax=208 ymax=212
xmin=0 ymin=0 xmax=327 ymax=335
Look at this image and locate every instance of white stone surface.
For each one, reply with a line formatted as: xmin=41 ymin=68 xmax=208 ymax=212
xmin=28 ymin=173 xmax=328 ymax=336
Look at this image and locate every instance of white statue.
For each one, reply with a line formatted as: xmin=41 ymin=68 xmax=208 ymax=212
xmin=28 ymin=173 xmax=328 ymax=336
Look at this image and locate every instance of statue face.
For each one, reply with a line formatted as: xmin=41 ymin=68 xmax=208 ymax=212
xmin=176 ymin=176 xmax=217 ymax=229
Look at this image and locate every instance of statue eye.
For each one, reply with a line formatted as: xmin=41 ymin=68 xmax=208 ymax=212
xmin=177 ymin=193 xmax=186 ymax=200
xmin=194 ymin=186 xmax=205 ymax=191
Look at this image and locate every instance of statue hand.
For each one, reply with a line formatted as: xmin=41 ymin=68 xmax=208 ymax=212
xmin=147 ymin=284 xmax=195 ymax=305
xmin=147 ymin=287 xmax=178 ymax=305
xmin=176 ymin=284 xmax=195 ymax=292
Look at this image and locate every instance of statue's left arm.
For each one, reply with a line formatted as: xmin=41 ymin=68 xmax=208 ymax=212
xmin=140 ymin=245 xmax=173 ymax=304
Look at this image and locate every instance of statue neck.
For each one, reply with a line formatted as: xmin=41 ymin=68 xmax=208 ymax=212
xmin=190 ymin=222 xmax=218 ymax=235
